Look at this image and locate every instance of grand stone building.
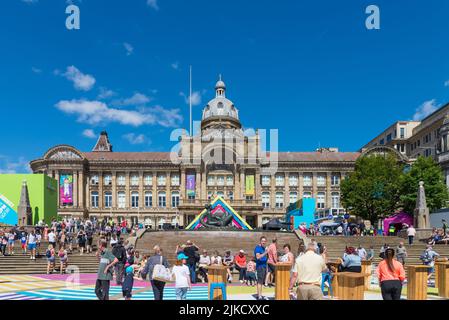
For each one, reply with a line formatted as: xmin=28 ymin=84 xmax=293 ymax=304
xmin=30 ymin=78 xmax=360 ymax=228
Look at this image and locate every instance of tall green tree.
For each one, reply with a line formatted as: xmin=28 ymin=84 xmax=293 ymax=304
xmin=341 ymin=154 xmax=403 ymax=224
xmin=399 ymin=156 xmax=449 ymax=214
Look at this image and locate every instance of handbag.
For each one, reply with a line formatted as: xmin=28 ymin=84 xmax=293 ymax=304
xmin=152 ymin=256 xmax=173 ymax=282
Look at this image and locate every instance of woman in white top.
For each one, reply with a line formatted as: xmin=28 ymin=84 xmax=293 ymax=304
xmin=198 ymin=250 xmax=211 ymax=283
xmin=211 ymin=251 xmax=222 ymax=265
xmin=280 ymin=244 xmax=295 ymax=263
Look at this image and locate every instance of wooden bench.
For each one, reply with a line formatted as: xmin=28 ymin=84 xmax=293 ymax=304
xmin=334 ymin=272 xmax=365 ymax=300
xmin=361 ymin=260 xmax=372 ymax=290
xmin=327 ymin=260 xmax=341 ymax=298
xmin=434 ymin=258 xmax=448 ymax=289
xmin=407 ymin=265 xmax=431 ymax=300
xmin=435 ymin=261 xmax=449 ymax=298
xmin=274 ymin=263 xmax=292 ymax=300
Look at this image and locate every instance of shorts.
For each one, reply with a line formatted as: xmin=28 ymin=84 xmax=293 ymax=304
xmin=122 ymin=289 xmax=132 ymax=299
xmin=49 ymin=242 xmax=56 ymax=248
xmin=256 ymin=266 xmax=267 ymax=285
xmin=8 ymin=240 xmax=14 ymax=246
xmin=428 ymin=266 xmax=435 ymax=274
xmin=79 ymin=242 xmax=85 ymax=248
xmin=267 ymin=263 xmax=276 ymax=273
xmin=87 ymin=238 xmax=93 ymax=246
xmin=28 ymin=243 xmax=36 ymax=250
xmin=47 ymin=257 xmax=55 ymax=263
xmin=21 ymin=243 xmax=27 ymax=249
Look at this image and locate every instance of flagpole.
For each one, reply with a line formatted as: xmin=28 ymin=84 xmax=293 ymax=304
xmin=189 ymin=65 xmax=192 ymax=137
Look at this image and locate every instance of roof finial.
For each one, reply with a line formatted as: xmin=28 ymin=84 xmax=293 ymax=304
xmin=219 ymin=73 xmax=222 ymax=81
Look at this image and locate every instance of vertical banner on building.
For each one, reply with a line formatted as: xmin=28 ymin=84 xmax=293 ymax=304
xmin=186 ymin=174 xmax=196 ymax=197
xmin=60 ymin=174 xmax=73 ymax=205
xmin=245 ymin=175 xmax=255 ymax=196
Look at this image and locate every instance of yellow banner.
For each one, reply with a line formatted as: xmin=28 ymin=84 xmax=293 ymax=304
xmin=245 ymin=175 xmax=255 ymax=195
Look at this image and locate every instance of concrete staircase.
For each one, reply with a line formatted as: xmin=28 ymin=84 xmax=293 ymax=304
xmin=135 ymin=230 xmax=301 ymax=265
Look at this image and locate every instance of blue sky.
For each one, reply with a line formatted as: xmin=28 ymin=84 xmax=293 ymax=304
xmin=1 ymin=0 xmax=449 ymax=173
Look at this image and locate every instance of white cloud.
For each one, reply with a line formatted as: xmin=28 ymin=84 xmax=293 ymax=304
xmin=147 ymin=0 xmax=159 ymax=10
xmin=123 ymin=42 xmax=134 ymax=56
xmin=171 ymin=62 xmax=179 ymax=70
xmin=123 ymin=133 xmax=148 ymax=145
xmin=180 ymin=90 xmax=204 ymax=106
xmin=0 ymin=155 xmax=31 ymax=174
xmin=82 ymin=129 xmax=96 ymax=139
xmin=22 ymin=0 xmax=38 ymax=4
xmin=55 ymin=99 xmax=183 ymax=128
xmin=121 ymin=93 xmax=151 ymax=106
xmin=412 ymin=99 xmax=440 ymax=121
xmin=445 ymin=80 xmax=449 ymax=87
xmin=62 ymin=65 xmax=96 ymax=91
xmin=31 ymin=67 xmax=42 ymax=74
xmin=97 ymin=87 xmax=116 ymax=100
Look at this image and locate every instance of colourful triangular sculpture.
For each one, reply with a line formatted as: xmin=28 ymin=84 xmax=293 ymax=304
xmin=186 ymin=196 xmax=253 ymax=230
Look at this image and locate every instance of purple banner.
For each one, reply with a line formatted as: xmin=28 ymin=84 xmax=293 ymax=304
xmin=186 ymin=174 xmax=196 ymax=196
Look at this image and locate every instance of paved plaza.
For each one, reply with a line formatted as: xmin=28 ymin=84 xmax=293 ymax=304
xmin=0 ymin=273 xmax=445 ymax=301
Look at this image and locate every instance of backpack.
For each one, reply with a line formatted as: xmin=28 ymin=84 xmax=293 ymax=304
xmin=420 ymin=251 xmax=432 ymax=264
xmin=46 ymin=249 xmax=52 ymax=258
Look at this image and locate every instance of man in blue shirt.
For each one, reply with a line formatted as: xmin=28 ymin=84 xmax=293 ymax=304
xmin=254 ymin=236 xmax=268 ymax=300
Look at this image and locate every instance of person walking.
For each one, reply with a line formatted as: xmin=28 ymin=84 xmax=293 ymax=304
xmin=407 ymin=225 xmax=416 ymax=245
xmin=289 ymin=243 xmax=328 ymax=300
xmin=265 ymin=238 xmax=278 ymax=287
xmin=27 ymin=229 xmax=37 ymax=260
xmin=396 ymin=242 xmax=408 ymax=266
xmin=46 ymin=244 xmax=56 ymax=274
xmin=443 ymin=219 xmax=448 ymax=237
xmin=77 ymin=229 xmax=86 ymax=255
xmin=183 ymin=240 xmax=199 ymax=284
xmin=95 ymin=239 xmax=118 ymax=300
xmin=420 ymin=245 xmax=440 ymax=282
xmin=172 ymin=253 xmax=191 ymax=300
xmin=58 ymin=247 xmax=68 ymax=274
xmin=142 ymin=245 xmax=170 ymax=300
xmin=254 ymin=236 xmax=269 ymax=300
xmin=122 ymin=265 xmax=136 ymax=300
xmin=376 ymin=248 xmax=406 ymax=300
xmin=112 ymin=238 xmax=127 ymax=286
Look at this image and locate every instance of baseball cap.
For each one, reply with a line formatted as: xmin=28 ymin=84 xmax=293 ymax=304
xmin=239 ymin=250 xmax=245 ymax=254
xmin=177 ymin=253 xmax=188 ymax=260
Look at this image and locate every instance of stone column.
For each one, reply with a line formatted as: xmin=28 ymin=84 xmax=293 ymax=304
xmin=167 ymin=172 xmax=172 ymax=208
xmin=152 ymin=172 xmax=157 ymax=207
xmin=125 ymin=172 xmax=130 ymax=210
xmin=98 ymin=171 xmax=103 ymax=209
xmin=73 ymin=171 xmax=78 ymax=208
xmin=55 ymin=170 xmax=60 ymax=208
xmin=180 ymin=169 xmax=186 ymax=200
xmin=255 ymin=171 xmax=261 ymax=204
xmin=235 ymin=170 xmax=241 ymax=200
xmin=79 ymin=171 xmax=84 ymax=210
xmin=326 ymin=172 xmax=332 ymax=208
xmin=298 ymin=171 xmax=303 ymax=201
xmin=196 ymin=170 xmax=201 ymax=201
xmin=112 ymin=171 xmax=117 ymax=208
xmin=270 ymin=174 xmax=276 ymax=209
xmin=85 ymin=174 xmax=90 ymax=210
xmin=240 ymin=171 xmax=246 ymax=200
xmin=285 ymin=173 xmax=290 ymax=207
xmin=312 ymin=172 xmax=317 ymax=199
xmin=139 ymin=171 xmax=144 ymax=210
xmin=201 ymin=171 xmax=207 ymax=200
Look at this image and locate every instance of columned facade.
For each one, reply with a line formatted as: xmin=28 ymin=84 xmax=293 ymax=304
xmin=30 ymin=78 xmax=360 ymax=228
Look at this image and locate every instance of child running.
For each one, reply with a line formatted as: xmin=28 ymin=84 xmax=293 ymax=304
xmin=20 ymin=232 xmax=27 ymax=254
xmin=122 ymin=265 xmax=135 ymax=300
xmin=172 ymin=253 xmax=191 ymax=300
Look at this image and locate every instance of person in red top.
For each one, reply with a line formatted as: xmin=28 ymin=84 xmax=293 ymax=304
xmin=234 ymin=250 xmax=247 ymax=284
xmin=376 ymin=248 xmax=406 ymax=300
xmin=265 ymin=238 xmax=278 ymax=287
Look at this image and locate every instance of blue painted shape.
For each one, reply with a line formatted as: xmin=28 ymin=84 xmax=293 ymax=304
xmin=0 ymin=194 xmax=18 ymax=225
xmin=285 ymin=198 xmax=316 ymax=230
xmin=209 ymin=282 xmax=227 ymax=300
